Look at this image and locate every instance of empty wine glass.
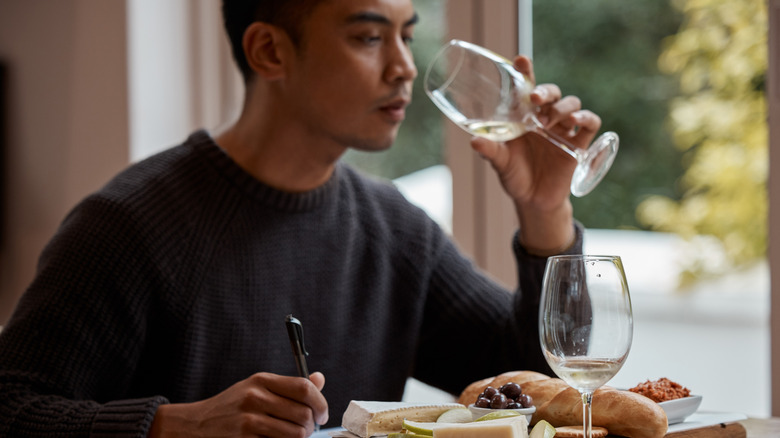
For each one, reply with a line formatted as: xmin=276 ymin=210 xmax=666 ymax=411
xmin=539 ymin=255 xmax=633 ymax=438
xmin=424 ymin=39 xmax=619 ymax=197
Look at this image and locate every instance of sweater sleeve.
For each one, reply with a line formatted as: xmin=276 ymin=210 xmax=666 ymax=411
xmin=411 ymin=222 xmax=584 ymax=395
xmin=0 ymin=196 xmax=168 ymax=437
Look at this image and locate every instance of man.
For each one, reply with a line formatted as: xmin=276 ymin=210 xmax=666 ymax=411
xmin=0 ymin=0 xmax=602 ymax=437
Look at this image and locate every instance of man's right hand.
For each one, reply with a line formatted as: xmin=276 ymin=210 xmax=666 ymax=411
xmin=148 ymin=372 xmax=328 ymax=438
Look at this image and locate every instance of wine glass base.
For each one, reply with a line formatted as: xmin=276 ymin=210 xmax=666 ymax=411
xmin=570 ymin=131 xmax=619 ymax=197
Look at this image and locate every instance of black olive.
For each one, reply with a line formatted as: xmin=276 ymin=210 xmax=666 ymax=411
xmin=489 ymin=393 xmax=509 ymax=409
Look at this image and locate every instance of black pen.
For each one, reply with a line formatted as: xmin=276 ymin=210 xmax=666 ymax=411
xmin=285 ymin=314 xmax=310 ymax=378
xmin=285 ymin=314 xmax=319 ymax=432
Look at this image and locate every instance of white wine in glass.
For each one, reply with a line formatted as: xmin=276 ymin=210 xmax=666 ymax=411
xmin=539 ymin=255 xmax=633 ymax=438
xmin=424 ymin=39 xmax=619 ymax=197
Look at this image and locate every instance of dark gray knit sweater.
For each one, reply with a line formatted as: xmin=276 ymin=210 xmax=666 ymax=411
xmin=0 ymin=131 xmax=582 ymax=436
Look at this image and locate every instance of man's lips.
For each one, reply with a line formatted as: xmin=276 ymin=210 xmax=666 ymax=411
xmin=379 ymin=97 xmax=411 ymax=122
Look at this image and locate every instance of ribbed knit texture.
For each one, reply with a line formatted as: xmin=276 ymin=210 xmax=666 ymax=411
xmin=0 ymin=130 xmax=582 ymax=436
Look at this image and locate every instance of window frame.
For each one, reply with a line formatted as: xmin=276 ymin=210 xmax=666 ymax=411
xmin=446 ymin=0 xmax=522 ymax=288
xmin=768 ymin=0 xmax=780 ymax=417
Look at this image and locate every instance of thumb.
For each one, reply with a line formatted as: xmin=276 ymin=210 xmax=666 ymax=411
xmin=470 ymin=136 xmax=509 ymax=171
xmin=310 ymin=371 xmax=326 ymax=391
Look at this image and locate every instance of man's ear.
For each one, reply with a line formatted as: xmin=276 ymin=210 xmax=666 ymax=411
xmin=242 ymin=22 xmax=293 ymax=80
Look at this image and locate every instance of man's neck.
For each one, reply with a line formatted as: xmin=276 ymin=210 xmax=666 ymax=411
xmin=215 ymin=115 xmax=344 ymax=194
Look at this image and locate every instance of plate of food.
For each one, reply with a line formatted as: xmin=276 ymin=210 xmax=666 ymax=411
xmin=628 ymin=377 xmax=700 ymax=425
xmin=339 ymin=372 xmax=698 ymax=437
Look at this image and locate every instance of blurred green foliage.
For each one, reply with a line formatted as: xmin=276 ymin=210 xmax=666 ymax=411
xmin=532 ymin=0 xmax=685 ymax=229
xmin=636 ymin=0 xmax=768 ymax=280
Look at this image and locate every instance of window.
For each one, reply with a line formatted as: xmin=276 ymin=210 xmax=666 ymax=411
xmin=360 ymin=0 xmax=772 ymax=416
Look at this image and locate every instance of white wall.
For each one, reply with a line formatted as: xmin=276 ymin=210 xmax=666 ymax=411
xmin=0 ymin=0 xmax=130 ymax=323
xmin=127 ymin=0 xmax=242 ymax=162
xmin=127 ymin=0 xmax=195 ymax=160
xmin=0 ymin=0 xmax=242 ymax=322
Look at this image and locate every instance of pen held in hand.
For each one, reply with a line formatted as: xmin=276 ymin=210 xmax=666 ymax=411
xmin=285 ymin=314 xmax=310 ymax=378
xmin=285 ymin=314 xmax=319 ymax=432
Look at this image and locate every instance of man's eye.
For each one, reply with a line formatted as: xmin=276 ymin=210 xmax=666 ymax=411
xmin=358 ymin=36 xmax=382 ymax=45
xmin=403 ymin=36 xmax=414 ymax=44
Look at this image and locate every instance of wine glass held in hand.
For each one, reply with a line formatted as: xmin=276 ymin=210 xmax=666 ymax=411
xmin=424 ymin=39 xmax=619 ymax=197
xmin=539 ymin=255 xmax=633 ymax=438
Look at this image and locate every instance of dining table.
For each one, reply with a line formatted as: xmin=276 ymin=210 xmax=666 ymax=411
xmin=736 ymin=416 xmax=780 ymax=437
xmin=660 ymin=415 xmax=780 ymax=437
xmin=662 ymin=415 xmax=780 ymax=438
xmin=311 ymin=416 xmax=780 ymax=438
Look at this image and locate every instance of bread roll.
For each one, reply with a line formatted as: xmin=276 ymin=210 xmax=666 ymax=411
xmin=491 ymin=370 xmax=550 ymax=389
xmin=458 ymin=371 xmax=549 ymax=407
xmin=458 ymin=372 xmax=668 ymax=438
xmin=458 ymin=376 xmax=495 ymax=409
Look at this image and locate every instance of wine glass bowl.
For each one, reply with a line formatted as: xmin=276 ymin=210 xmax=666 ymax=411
xmin=539 ymin=255 xmax=633 ymax=438
xmin=424 ymin=39 xmax=619 ymax=197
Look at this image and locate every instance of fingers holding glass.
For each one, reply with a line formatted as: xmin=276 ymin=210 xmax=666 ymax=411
xmin=424 ymin=39 xmax=619 ymax=197
xmin=513 ymin=55 xmax=535 ymax=83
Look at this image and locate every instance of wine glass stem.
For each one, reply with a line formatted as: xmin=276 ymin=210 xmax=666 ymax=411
xmin=529 ymin=118 xmax=582 ymax=162
xmin=582 ymin=391 xmax=594 ymax=438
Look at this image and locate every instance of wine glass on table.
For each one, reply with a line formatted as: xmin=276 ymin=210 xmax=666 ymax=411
xmin=423 ymin=39 xmax=619 ymax=197
xmin=539 ymin=255 xmax=633 ymax=438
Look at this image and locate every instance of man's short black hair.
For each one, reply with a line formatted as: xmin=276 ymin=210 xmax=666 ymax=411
xmin=222 ymin=0 xmax=321 ymax=83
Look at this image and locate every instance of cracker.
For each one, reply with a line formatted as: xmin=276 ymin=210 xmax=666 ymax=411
xmin=554 ymin=425 xmax=609 ymax=438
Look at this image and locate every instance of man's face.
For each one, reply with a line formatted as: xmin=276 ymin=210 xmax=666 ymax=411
xmin=284 ymin=0 xmax=418 ymax=153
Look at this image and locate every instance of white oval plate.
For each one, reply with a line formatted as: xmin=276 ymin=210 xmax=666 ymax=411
xmin=467 ymin=404 xmax=536 ymax=423
xmin=659 ymin=395 xmax=703 ymax=425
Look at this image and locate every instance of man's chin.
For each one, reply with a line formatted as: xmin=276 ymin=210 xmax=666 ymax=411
xmin=348 ymin=136 xmax=397 ymax=153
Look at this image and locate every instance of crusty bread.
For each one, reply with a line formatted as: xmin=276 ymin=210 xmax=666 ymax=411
xmin=490 ymin=370 xmax=550 ymax=390
xmin=458 ymin=376 xmax=496 ymax=409
xmin=458 ymin=370 xmax=549 ymax=408
xmin=458 ymin=372 xmax=668 ymax=438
